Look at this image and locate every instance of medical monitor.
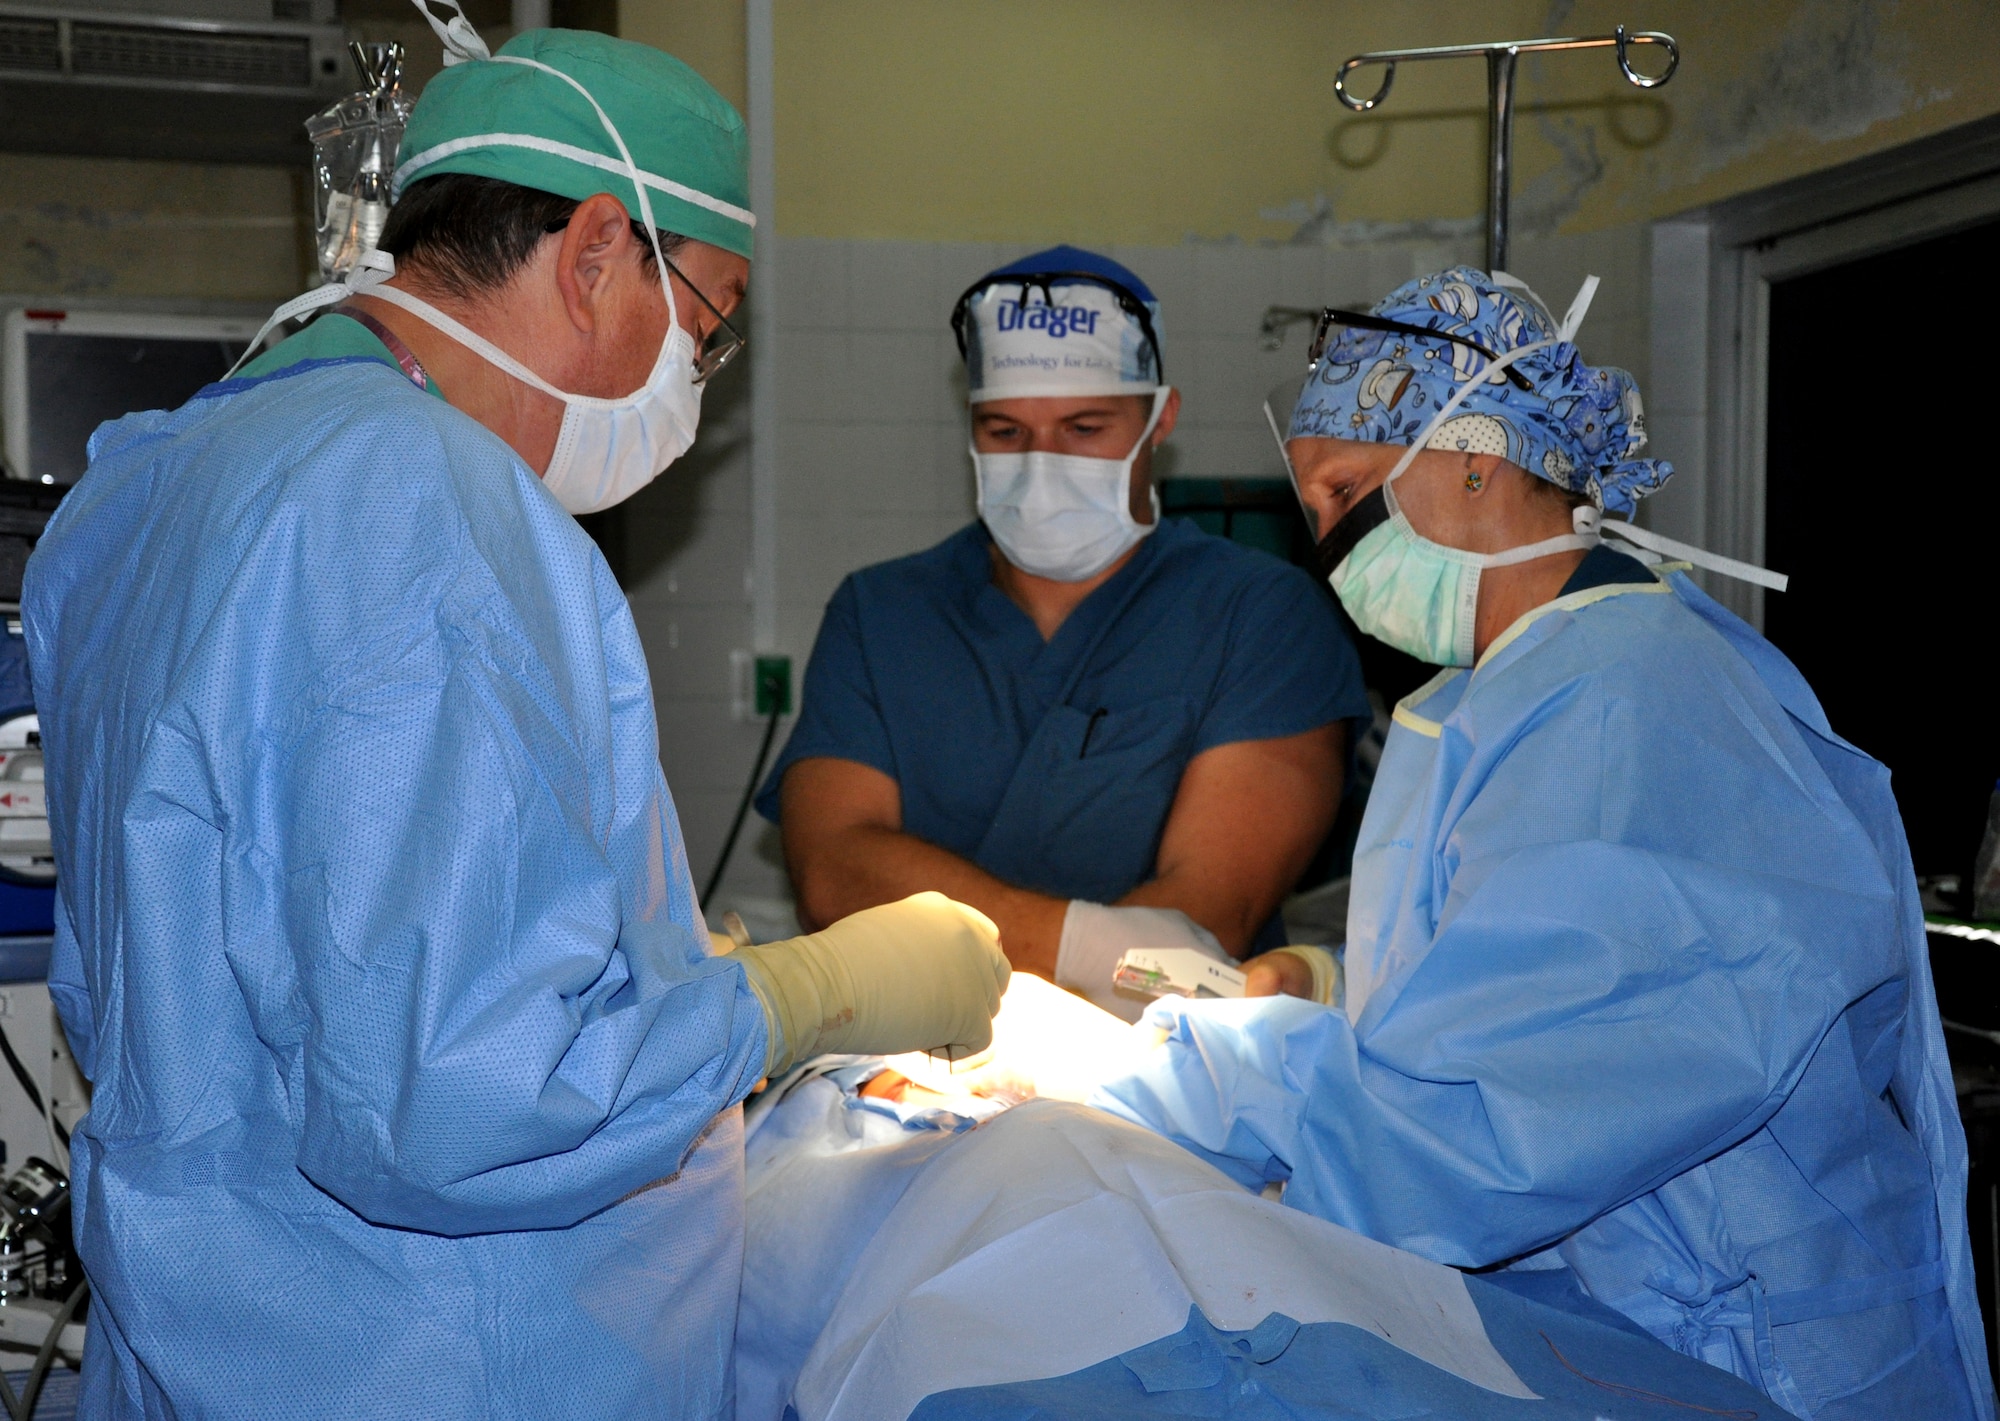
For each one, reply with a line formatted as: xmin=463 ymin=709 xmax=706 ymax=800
xmin=1 ymin=308 xmax=261 ymax=487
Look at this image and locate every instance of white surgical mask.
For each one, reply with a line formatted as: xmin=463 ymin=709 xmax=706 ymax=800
xmin=365 ymin=280 xmax=701 ymax=515
xmin=974 ymin=389 xmax=1168 ymax=582
xmin=371 ymin=53 xmax=704 ymax=515
xmin=226 ymin=50 xmax=708 ymax=518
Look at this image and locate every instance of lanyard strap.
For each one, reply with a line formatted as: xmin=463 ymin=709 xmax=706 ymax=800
xmin=332 ymin=303 xmax=429 ymax=391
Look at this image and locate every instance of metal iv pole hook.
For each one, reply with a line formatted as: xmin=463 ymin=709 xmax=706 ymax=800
xmin=1326 ymin=26 xmax=1681 ymax=270
xmin=1333 ymin=54 xmax=1396 ymax=112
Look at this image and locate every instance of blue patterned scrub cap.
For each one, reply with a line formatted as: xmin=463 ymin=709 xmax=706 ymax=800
xmin=1286 ymin=266 xmax=1671 ymax=516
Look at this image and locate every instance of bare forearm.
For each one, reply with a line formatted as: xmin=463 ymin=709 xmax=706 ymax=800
xmin=1115 ymin=727 xmax=1347 ymax=957
xmin=795 ymin=825 xmax=1067 ymax=975
xmin=1116 ymin=874 xmax=1272 ymax=958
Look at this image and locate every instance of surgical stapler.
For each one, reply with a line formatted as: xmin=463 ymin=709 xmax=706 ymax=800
xmin=1113 ymin=948 xmax=1246 ymax=1002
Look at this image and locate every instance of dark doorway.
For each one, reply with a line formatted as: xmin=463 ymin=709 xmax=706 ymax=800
xmin=1764 ymin=217 xmax=2000 ymax=888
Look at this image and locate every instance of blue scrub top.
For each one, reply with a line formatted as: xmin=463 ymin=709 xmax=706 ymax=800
xmin=758 ymin=519 xmax=1368 ymax=918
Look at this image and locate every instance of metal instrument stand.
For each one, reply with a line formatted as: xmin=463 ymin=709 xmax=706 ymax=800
xmin=1334 ymin=26 xmax=1680 ymax=271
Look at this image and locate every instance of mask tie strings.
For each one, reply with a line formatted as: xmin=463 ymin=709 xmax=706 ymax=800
xmin=488 ymin=53 xmax=684 ymax=379
xmin=223 ymin=249 xmax=396 ymax=381
xmin=1585 ymin=510 xmax=1791 ymax=592
xmin=1380 ymin=335 xmax=1555 ymax=489
xmin=410 ymin=0 xmax=491 ymax=64
xmin=1556 ymin=275 xmax=1600 ymax=344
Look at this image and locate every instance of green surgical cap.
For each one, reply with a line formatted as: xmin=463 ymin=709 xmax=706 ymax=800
xmin=394 ymin=28 xmax=753 ymax=259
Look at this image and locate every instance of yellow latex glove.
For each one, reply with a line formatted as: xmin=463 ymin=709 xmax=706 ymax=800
xmin=734 ymin=891 xmax=1010 ymax=1077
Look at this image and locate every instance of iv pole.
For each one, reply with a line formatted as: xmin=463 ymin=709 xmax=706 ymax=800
xmin=1334 ymin=26 xmax=1679 ymax=271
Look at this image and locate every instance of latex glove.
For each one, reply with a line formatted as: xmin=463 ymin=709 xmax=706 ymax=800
xmin=1055 ymin=901 xmax=1231 ymax=1022
xmin=734 ymin=891 xmax=1009 ymax=1077
xmin=1243 ymin=944 xmax=1342 ymax=1005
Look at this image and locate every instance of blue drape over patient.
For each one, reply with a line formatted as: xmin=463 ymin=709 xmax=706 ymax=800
xmin=24 ymin=348 xmax=768 ymax=1419
xmin=1096 ymin=571 xmax=1992 ymax=1421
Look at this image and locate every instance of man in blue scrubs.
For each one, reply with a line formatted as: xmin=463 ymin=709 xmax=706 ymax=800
xmin=760 ymin=247 xmax=1369 ymax=1011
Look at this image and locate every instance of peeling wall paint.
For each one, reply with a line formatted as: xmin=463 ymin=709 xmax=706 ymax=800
xmin=1692 ymin=0 xmax=1918 ymax=177
xmin=0 ymin=154 xmax=304 ymax=302
xmin=6 ymin=2 xmax=1994 ymax=304
xmin=709 ymin=0 xmax=2000 ymax=247
xmin=0 ymin=154 xmax=307 ymax=302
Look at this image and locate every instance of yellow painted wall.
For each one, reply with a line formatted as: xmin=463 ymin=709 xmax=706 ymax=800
xmin=11 ymin=0 xmax=1993 ymax=300
xmin=0 ymin=154 xmax=307 ymax=301
xmin=615 ymin=0 xmax=2000 ymax=246
xmin=618 ymin=0 xmax=747 ymax=114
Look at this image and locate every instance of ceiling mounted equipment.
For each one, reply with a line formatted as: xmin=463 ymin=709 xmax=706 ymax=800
xmin=0 ymin=0 xmax=351 ymax=165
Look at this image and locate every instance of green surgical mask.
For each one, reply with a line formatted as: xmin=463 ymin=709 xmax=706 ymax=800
xmin=1328 ymin=480 xmax=1589 ymax=667
xmin=1273 ymin=331 xmax=1589 ymax=667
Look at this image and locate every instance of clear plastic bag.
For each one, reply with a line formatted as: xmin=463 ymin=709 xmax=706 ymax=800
xmin=308 ymin=43 xmax=412 ymax=286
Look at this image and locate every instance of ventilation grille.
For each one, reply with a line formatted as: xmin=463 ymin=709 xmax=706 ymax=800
xmin=68 ymin=21 xmax=309 ymax=88
xmin=0 ymin=15 xmax=60 ymax=72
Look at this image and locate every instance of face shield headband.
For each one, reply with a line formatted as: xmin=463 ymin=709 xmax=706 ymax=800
xmin=950 ymin=271 xmax=1164 ymax=388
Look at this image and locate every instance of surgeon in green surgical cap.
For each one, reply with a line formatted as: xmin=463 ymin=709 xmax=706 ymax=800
xmin=24 ymin=8 xmax=1005 ymax=1418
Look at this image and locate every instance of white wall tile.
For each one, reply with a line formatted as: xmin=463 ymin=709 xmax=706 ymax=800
xmin=1274 ymin=245 xmax=1330 ymax=308
xmin=624 ymin=509 xmax=749 ymax=608
xmin=848 ymin=240 xmax=941 ymax=332
xmin=775 ymin=237 xmax=850 ymax=331
xmin=788 ymin=420 xmax=938 ymax=514
xmin=847 ymin=330 xmax=946 ymax=423
xmin=1190 ymin=243 xmax=1274 ymax=336
xmin=1115 ymin=243 xmax=1194 ymax=323
xmin=644 ymin=604 xmax=757 ymax=713
xmin=776 ymin=329 xmax=856 ymax=424
xmin=935 ymin=242 xmax=1012 ymax=302
xmin=1187 ymin=332 xmax=1275 ymax=434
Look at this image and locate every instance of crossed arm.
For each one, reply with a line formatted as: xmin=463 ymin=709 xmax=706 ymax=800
xmin=779 ymin=724 xmax=1344 ymax=977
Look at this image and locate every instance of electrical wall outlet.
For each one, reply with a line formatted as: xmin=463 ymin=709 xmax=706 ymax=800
xmin=731 ymin=650 xmax=793 ymax=721
xmin=754 ymin=655 xmax=792 ymax=717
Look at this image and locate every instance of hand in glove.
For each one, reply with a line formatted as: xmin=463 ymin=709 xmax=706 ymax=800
xmin=734 ymin=891 xmax=1010 ymax=1077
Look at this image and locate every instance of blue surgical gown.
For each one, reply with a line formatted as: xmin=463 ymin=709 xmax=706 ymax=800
xmin=24 ymin=334 xmax=769 ymax=1418
xmin=758 ymin=520 xmax=1367 ymax=938
xmin=1096 ymin=570 xmax=1994 ymax=1420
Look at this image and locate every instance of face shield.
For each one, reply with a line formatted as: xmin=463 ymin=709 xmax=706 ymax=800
xmin=309 ymin=43 xmax=413 ymax=285
xmin=1264 ymin=308 xmax=1538 ymax=549
xmin=950 ymin=269 xmax=1164 ymax=401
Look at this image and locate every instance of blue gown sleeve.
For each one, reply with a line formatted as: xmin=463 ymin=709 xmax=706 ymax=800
xmin=280 ymin=624 xmax=768 ymax=1237
xmin=47 ymin=885 xmax=95 ymax=1083
xmin=1094 ymin=668 xmax=1902 ymax=1268
xmin=1192 ymin=565 xmax=1368 ymax=755
xmin=754 ymin=575 xmax=892 ymax=821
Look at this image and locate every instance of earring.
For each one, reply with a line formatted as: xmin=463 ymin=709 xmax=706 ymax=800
xmin=1463 ymin=466 xmax=1484 ymax=492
